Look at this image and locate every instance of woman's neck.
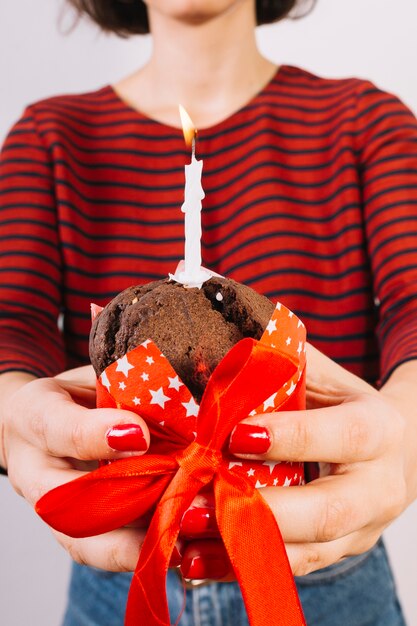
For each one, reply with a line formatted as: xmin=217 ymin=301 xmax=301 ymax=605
xmin=114 ymin=1 xmax=277 ymax=128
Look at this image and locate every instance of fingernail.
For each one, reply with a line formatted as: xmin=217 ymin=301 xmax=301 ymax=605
xmin=181 ymin=507 xmax=219 ymax=538
xmin=229 ymin=424 xmax=271 ymax=455
xmin=106 ymin=424 xmax=147 ymax=452
xmin=181 ymin=544 xmax=230 ymax=580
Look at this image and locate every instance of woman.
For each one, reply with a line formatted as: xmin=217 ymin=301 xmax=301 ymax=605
xmin=1 ymin=0 xmax=416 ymax=624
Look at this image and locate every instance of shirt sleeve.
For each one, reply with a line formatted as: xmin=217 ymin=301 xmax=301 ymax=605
xmin=357 ymin=82 xmax=417 ymax=385
xmin=0 ymin=108 xmax=65 ymax=377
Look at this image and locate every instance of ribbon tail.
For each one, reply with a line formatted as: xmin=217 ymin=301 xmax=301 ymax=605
xmin=125 ymin=468 xmax=203 ymax=626
xmin=215 ymin=472 xmax=306 ymax=626
xmin=36 ymin=456 xmax=177 ymax=537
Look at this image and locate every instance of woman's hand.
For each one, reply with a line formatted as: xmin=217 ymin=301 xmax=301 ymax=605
xmin=2 ymin=366 xmax=153 ymax=572
xmin=179 ymin=343 xmax=410 ymax=579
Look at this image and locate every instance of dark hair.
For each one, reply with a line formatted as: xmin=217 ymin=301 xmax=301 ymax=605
xmin=67 ymin=1 xmax=315 ymax=37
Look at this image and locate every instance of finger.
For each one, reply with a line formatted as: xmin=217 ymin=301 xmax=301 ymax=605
xmin=285 ymin=531 xmax=379 ymax=577
xmin=57 ymin=528 xmax=183 ymax=572
xmin=55 ymin=366 xmax=97 ymax=408
xmin=9 ymin=446 xmax=183 ymax=570
xmin=7 ymin=445 xmax=89 ymax=505
xmin=229 ymin=394 xmax=390 ymax=463
xmin=180 ymin=491 xmax=220 ymax=539
xmin=13 ymin=378 xmax=150 ymax=460
xmin=180 ymin=539 xmax=235 ymax=582
xmin=259 ymin=470 xmax=388 ymax=544
xmin=56 ymin=527 xmax=145 ymax=572
xmin=55 ymin=365 xmax=96 ymax=387
xmin=305 ymin=343 xmax=376 ymax=401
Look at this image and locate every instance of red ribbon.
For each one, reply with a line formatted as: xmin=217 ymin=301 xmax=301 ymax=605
xmin=37 ymin=337 xmax=307 ymax=625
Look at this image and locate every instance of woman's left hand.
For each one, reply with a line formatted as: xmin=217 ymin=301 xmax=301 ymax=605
xmin=179 ymin=343 xmax=409 ymax=579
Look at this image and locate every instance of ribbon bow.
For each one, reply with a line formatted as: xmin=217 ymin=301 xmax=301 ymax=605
xmin=37 ymin=303 xmax=307 ymax=626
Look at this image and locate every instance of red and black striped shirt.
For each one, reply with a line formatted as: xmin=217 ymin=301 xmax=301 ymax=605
xmin=1 ymin=65 xmax=417 ymax=385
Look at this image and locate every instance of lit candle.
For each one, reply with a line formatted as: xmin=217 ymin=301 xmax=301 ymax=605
xmin=169 ymin=105 xmax=212 ymax=288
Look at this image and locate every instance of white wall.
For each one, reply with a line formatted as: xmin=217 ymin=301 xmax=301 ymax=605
xmin=1 ymin=1 xmax=417 ymax=624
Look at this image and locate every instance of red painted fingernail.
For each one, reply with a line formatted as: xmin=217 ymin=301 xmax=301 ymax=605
xmin=106 ymin=424 xmax=147 ymax=452
xmin=181 ymin=543 xmax=230 ymax=580
xmin=181 ymin=507 xmax=219 ymax=538
xmin=229 ymin=424 xmax=271 ymax=455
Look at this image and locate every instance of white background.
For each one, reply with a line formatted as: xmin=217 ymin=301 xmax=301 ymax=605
xmin=1 ymin=0 xmax=417 ymax=624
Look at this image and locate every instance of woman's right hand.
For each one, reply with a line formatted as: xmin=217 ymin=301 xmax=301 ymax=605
xmin=2 ymin=366 xmax=154 ymax=572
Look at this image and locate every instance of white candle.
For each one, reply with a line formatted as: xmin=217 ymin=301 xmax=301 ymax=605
xmin=182 ymin=139 xmax=205 ymax=279
xmin=169 ymin=106 xmax=212 ymax=288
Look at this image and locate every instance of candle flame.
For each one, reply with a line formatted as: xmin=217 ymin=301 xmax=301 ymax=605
xmin=179 ymin=104 xmax=197 ymax=148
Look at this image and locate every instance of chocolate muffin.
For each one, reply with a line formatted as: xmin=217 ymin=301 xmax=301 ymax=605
xmin=89 ymin=277 xmax=274 ymax=402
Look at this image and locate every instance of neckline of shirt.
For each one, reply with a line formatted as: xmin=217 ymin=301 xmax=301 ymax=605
xmin=105 ymin=64 xmax=288 ymax=136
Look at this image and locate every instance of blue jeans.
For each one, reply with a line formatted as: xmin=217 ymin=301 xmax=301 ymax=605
xmin=62 ymin=539 xmax=406 ymax=626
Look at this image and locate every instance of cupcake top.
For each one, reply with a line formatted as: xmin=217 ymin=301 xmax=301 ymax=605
xmin=89 ymin=277 xmax=274 ymax=401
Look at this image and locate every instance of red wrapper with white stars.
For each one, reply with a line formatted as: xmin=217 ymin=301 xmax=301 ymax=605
xmin=97 ymin=301 xmax=307 ymax=489
xmin=37 ymin=299 xmax=309 ymax=626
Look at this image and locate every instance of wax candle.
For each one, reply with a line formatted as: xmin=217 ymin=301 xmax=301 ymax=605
xmin=169 ymin=106 xmax=212 ymax=288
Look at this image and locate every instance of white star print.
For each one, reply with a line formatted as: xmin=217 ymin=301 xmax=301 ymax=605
xmin=263 ymin=392 xmax=277 ymax=411
xmin=297 ymin=319 xmax=304 ymax=328
xmin=265 ymin=319 xmax=277 ymax=335
xmin=141 ymin=372 xmax=149 ymax=382
xmin=100 ymin=371 xmax=111 ymax=391
xmin=228 ymin=461 xmax=243 ymax=470
xmin=247 ymin=468 xmax=255 ymax=477
xmin=288 ymin=311 xmax=293 ymax=318
xmin=132 ymin=397 xmax=141 ymax=406
xmin=273 ymin=478 xmax=279 ymax=486
xmin=149 ymin=387 xmax=171 ymax=409
xmin=276 ymin=303 xmax=282 ymax=311
xmin=296 ymin=341 xmax=303 ymax=355
xmin=118 ymin=381 xmax=126 ymax=391
xmin=159 ymin=421 xmax=165 ymax=427
xmin=286 ymin=381 xmax=296 ymax=396
xmin=286 ymin=336 xmax=292 ymax=346
xmin=255 ymin=480 xmax=267 ymax=489
xmin=283 ymin=476 xmax=292 ymax=487
xmin=145 ymin=356 xmax=154 ymax=365
xmin=168 ymin=376 xmax=183 ymax=391
xmin=115 ymin=355 xmax=134 ymax=377
xmin=263 ymin=460 xmax=281 ymax=474
xmin=142 ymin=339 xmax=151 ymax=348
xmin=182 ymin=397 xmax=199 ymax=417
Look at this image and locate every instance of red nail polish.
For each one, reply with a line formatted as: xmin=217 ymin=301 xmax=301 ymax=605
xmin=181 ymin=542 xmax=230 ymax=580
xmin=229 ymin=424 xmax=271 ymax=455
xmin=181 ymin=507 xmax=219 ymax=538
xmin=106 ymin=424 xmax=147 ymax=452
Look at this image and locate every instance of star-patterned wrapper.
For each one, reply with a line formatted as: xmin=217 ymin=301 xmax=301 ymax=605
xmin=97 ymin=301 xmax=306 ymax=490
xmin=37 ymin=299 xmax=309 ymax=626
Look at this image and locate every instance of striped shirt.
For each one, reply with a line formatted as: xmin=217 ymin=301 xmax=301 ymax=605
xmin=1 ymin=65 xmax=417 ymax=386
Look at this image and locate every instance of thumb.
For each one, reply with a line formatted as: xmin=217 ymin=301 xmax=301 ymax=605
xmin=305 ymin=342 xmax=376 ymax=408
